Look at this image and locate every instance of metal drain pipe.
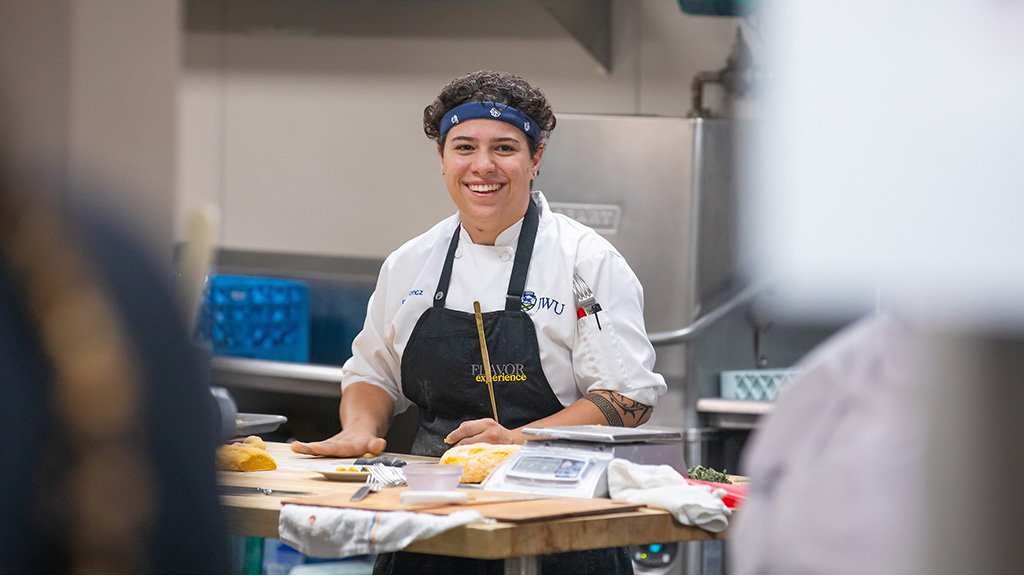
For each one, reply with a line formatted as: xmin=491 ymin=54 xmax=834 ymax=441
xmin=688 ymin=27 xmax=756 ymax=118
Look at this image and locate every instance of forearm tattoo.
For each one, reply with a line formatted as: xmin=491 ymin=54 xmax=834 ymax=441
xmin=583 ymin=392 xmax=623 ymax=426
xmin=583 ymin=390 xmax=652 ymax=426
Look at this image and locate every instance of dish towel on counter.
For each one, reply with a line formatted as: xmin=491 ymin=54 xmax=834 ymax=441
xmin=279 ymin=504 xmax=484 ymax=558
xmin=607 ymin=458 xmax=731 ymax=533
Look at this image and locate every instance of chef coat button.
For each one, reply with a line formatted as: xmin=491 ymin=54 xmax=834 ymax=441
xmin=500 ymin=251 xmax=512 ymax=262
xmin=455 ymin=248 xmax=463 ymax=259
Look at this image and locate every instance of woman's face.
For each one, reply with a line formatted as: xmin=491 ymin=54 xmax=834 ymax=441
xmin=439 ymin=118 xmax=543 ymax=245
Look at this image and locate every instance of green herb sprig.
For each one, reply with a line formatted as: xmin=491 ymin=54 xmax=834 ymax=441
xmin=687 ymin=465 xmax=732 ymax=484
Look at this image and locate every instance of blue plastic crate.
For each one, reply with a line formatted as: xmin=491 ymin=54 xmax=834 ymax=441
xmin=196 ymin=275 xmax=310 ymax=363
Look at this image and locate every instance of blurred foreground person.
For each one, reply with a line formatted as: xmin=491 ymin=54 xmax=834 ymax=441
xmin=729 ymin=313 xmax=928 ymax=573
xmin=0 ymin=179 xmax=230 ymax=573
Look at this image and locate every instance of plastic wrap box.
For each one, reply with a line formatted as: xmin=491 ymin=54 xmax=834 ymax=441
xmin=196 ymin=275 xmax=310 ymax=363
xmin=720 ymin=369 xmax=800 ymax=402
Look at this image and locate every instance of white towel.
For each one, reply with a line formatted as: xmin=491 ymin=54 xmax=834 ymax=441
xmin=278 ymin=504 xmax=484 ymax=558
xmin=606 ymin=459 xmax=731 ymax=533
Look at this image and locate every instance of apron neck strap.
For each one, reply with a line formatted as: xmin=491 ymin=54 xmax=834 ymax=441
xmin=505 ymin=198 xmax=538 ymax=311
xmin=433 ymin=198 xmax=539 ymax=311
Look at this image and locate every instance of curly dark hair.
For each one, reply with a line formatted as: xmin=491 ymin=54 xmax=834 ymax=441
xmin=423 ymin=70 xmax=556 ymax=156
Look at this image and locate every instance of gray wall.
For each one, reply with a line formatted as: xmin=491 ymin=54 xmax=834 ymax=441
xmin=1 ymin=1 xmax=750 ymax=263
xmin=177 ymin=0 xmax=751 ymax=259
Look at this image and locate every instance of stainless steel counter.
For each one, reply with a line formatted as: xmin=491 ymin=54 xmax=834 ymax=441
xmin=211 ymin=357 xmax=343 ymax=398
xmin=696 ymin=398 xmax=772 ymax=430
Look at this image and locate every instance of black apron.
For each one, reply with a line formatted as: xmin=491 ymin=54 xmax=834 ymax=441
xmin=374 ymin=200 xmax=633 ymax=575
xmin=400 ymin=199 xmax=563 ymax=457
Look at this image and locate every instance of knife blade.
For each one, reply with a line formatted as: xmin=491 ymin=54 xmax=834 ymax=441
xmin=350 ymin=484 xmax=373 ymax=502
xmin=218 ymin=486 xmax=312 ymax=496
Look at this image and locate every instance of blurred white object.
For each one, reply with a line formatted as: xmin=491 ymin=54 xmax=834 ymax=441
xmin=177 ymin=204 xmax=219 ymax=332
xmin=745 ymin=1 xmax=1024 ymax=330
xmin=740 ymin=3 xmax=1024 ymax=573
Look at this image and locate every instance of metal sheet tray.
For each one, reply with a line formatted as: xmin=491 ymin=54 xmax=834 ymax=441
xmin=234 ymin=413 xmax=287 ymax=436
xmin=521 ymin=425 xmax=683 ymax=444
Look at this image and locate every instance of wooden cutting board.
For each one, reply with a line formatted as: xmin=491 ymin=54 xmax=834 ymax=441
xmin=281 ymin=488 xmax=643 ymax=523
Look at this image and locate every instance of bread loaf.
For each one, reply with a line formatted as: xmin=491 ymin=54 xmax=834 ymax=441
xmin=440 ymin=443 xmax=520 ymax=483
xmin=216 ymin=436 xmax=276 ymax=471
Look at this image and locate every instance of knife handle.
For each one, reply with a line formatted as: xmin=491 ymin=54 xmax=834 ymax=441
xmin=350 ymin=485 xmax=372 ymax=502
xmin=399 ymin=491 xmax=468 ymax=505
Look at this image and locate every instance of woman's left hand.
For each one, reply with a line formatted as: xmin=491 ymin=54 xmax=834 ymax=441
xmin=444 ymin=418 xmax=527 ymax=446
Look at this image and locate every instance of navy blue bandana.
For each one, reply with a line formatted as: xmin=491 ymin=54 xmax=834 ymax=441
xmin=439 ymin=101 xmax=542 ymax=142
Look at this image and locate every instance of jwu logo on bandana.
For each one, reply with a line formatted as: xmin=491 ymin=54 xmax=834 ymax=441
xmin=450 ymin=114 xmax=459 ymax=124
xmin=490 ymin=107 xmax=502 ymax=118
xmin=524 ymin=121 xmax=531 ymax=132
xmin=521 ymin=290 xmax=565 ymax=316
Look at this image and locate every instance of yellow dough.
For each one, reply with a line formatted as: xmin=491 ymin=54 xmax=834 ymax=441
xmin=440 ymin=443 xmax=520 ymax=483
xmin=242 ymin=435 xmax=267 ymax=450
xmin=217 ymin=436 xmax=276 ymax=471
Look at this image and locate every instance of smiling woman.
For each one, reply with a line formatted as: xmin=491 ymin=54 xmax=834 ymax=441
xmin=439 ymin=118 xmax=539 ymax=245
xmin=291 ymin=70 xmax=667 ymax=575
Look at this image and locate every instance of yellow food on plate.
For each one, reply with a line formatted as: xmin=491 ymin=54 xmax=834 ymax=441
xmin=440 ymin=443 xmax=520 ymax=483
xmin=217 ymin=436 xmax=276 ymax=472
xmin=334 ymin=466 xmax=369 ymax=472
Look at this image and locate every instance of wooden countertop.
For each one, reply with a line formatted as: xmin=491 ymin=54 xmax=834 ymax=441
xmin=218 ymin=443 xmax=727 ymax=560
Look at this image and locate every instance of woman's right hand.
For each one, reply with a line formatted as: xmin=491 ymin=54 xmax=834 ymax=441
xmin=290 ymin=430 xmax=387 ymax=458
xmin=292 ymin=381 xmax=395 ymax=457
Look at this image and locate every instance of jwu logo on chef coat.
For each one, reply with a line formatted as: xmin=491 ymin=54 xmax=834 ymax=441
xmin=521 ymin=290 xmax=566 ymax=315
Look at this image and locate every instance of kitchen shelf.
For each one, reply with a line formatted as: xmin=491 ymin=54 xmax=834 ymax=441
xmin=696 ymin=397 xmax=772 ymax=430
xmin=211 ymin=356 xmax=343 ymax=398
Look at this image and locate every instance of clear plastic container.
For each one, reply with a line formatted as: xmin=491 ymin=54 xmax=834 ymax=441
xmin=403 ymin=464 xmax=463 ymax=491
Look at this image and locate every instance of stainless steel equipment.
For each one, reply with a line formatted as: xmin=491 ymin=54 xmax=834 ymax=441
xmin=536 ymin=115 xmax=750 ymax=459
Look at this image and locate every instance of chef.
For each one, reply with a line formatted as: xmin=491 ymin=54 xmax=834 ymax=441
xmin=293 ymin=70 xmax=667 ymax=573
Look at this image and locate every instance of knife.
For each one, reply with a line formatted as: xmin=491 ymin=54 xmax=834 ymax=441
xmin=218 ymin=486 xmax=312 ymax=496
xmin=472 ymin=495 xmax=553 ymax=502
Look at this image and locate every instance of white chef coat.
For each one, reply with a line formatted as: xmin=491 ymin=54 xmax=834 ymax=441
xmin=341 ymin=191 xmax=667 ymax=415
xmin=729 ymin=313 xmax=928 ymax=573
